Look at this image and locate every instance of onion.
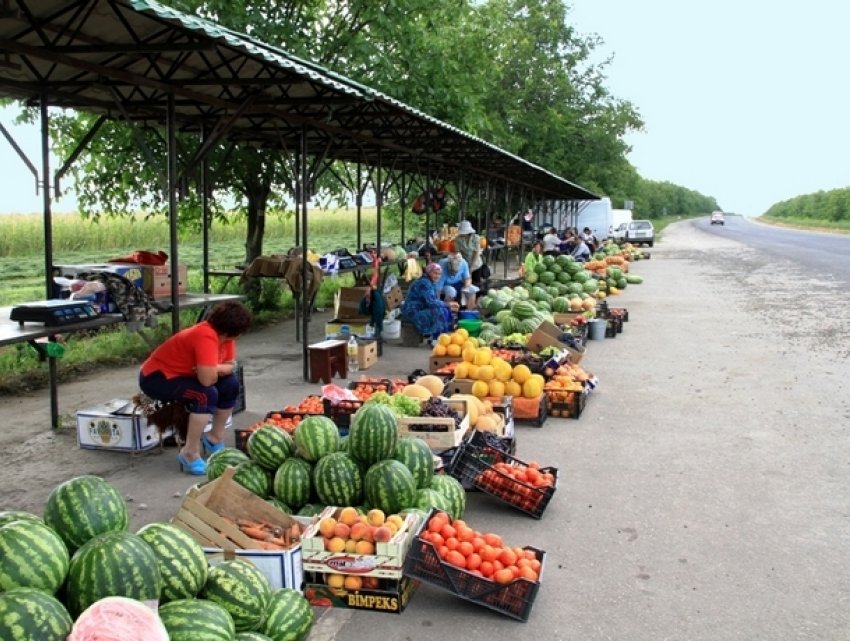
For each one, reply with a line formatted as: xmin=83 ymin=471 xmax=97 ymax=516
xmin=68 ymin=597 xmax=168 ymax=641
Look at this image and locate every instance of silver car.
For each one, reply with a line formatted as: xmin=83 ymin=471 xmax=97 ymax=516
xmin=613 ymin=220 xmax=655 ymax=247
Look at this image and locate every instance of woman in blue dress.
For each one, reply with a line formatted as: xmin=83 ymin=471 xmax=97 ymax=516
xmin=401 ymin=262 xmax=458 ymax=343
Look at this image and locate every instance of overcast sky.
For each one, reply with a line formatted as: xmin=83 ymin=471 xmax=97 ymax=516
xmin=0 ymin=1 xmax=847 ymax=216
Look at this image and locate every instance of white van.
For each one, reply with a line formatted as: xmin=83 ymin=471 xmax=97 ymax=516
xmin=573 ymin=198 xmax=614 ymax=240
xmin=612 ymin=208 xmax=632 ymax=230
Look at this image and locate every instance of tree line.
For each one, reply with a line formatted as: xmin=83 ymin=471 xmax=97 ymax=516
xmin=39 ymin=0 xmax=720 ymax=260
xmin=763 ymin=187 xmax=850 ymax=222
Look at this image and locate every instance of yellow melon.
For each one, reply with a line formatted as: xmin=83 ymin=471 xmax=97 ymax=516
xmin=531 ymin=374 xmax=545 ymax=388
xmin=471 ymin=380 xmax=490 ymax=399
xmin=454 ymin=362 xmax=470 ymax=380
xmin=449 ymin=394 xmax=478 ymax=426
xmin=490 ymin=357 xmax=507 ymax=370
xmin=512 ymin=364 xmax=532 ymax=384
xmin=462 ymin=340 xmax=478 ymax=352
xmin=582 ymin=298 xmax=595 ymax=311
xmin=450 ymin=333 xmax=465 ymax=345
xmin=504 ymin=380 xmax=522 ymax=397
xmin=494 ymin=361 xmax=513 ymax=382
xmin=432 ymin=344 xmax=447 ymax=356
xmin=476 ymin=415 xmax=498 ymax=432
xmin=416 ymin=375 xmax=445 ymax=397
xmin=466 ymin=364 xmax=479 ymax=380
xmin=446 ymin=344 xmax=462 ymax=357
xmin=462 ymin=347 xmax=477 ymax=363
xmin=569 ymin=298 xmax=583 ymax=311
xmin=488 ymin=380 xmax=505 ymax=398
xmin=522 ymin=378 xmax=542 ymax=399
xmin=402 ymin=384 xmax=432 ymax=401
xmin=437 ymin=334 xmax=452 ymax=347
xmin=455 ymin=328 xmax=469 ymax=340
xmin=473 ymin=349 xmax=492 ymax=366
xmin=477 ymin=365 xmax=495 ymax=382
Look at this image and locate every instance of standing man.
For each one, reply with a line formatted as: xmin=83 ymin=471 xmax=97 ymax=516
xmin=454 ymin=220 xmax=486 ymax=288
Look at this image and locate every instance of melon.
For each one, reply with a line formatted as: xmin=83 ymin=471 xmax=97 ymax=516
xmin=401 ymin=384 xmax=432 ymax=401
xmin=415 ymin=375 xmax=445 ymax=397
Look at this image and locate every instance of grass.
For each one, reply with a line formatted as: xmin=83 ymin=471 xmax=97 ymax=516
xmin=758 ymin=216 xmax=850 ymax=233
xmin=0 ymin=207 xmax=407 ymax=394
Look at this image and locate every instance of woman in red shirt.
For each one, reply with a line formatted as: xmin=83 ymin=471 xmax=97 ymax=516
xmin=139 ymin=301 xmax=252 ymax=475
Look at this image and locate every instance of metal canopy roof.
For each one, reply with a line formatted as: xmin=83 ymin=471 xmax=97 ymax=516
xmin=0 ymin=0 xmax=598 ymax=201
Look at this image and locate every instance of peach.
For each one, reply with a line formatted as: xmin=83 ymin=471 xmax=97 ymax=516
xmin=343 ymin=575 xmax=363 ymax=590
xmin=362 ymin=576 xmax=380 ymax=589
xmin=344 ymin=539 xmax=358 ymax=553
xmin=386 ymin=514 xmax=404 ymax=530
xmin=366 ymin=509 xmax=385 ymax=527
xmin=354 ymin=540 xmax=375 ymax=555
xmin=349 ymin=522 xmax=367 ymax=542
xmin=318 ymin=517 xmax=337 ymax=538
xmin=383 ymin=521 xmax=399 ymax=537
xmin=338 ymin=507 xmax=360 ymax=526
xmin=373 ymin=526 xmax=393 ymax=543
xmin=363 ymin=526 xmax=377 ymax=544
xmin=359 ymin=515 xmax=369 ymax=525
xmin=325 ymin=573 xmax=345 ymax=588
xmin=333 ymin=522 xmax=351 ymax=539
xmin=327 ymin=537 xmax=347 ymax=553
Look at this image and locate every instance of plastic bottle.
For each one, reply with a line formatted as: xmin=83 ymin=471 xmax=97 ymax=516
xmin=347 ymin=335 xmax=359 ymax=373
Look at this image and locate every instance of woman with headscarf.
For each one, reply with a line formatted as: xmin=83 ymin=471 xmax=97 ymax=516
xmin=436 ymin=252 xmax=478 ymax=309
xmin=453 ymin=220 xmax=486 ymax=287
xmin=400 ymin=262 xmax=458 ymax=344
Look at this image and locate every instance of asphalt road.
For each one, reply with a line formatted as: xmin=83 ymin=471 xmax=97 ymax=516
xmin=692 ymin=216 xmax=850 ymax=286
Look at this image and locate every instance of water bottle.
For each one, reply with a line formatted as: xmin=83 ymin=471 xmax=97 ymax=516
xmin=347 ymin=335 xmax=359 ymax=373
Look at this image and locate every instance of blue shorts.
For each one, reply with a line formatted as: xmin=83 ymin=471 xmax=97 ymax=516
xmin=139 ymin=370 xmax=240 ymax=415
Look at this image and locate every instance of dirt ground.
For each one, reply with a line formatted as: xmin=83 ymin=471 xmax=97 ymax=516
xmin=2 ymin=219 xmax=849 ymax=639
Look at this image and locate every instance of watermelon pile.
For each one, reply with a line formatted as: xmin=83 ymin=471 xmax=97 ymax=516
xmin=0 ymin=475 xmax=314 ymax=641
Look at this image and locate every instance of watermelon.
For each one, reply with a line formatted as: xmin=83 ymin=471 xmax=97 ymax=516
xmin=0 ymin=588 xmax=72 ymax=641
xmin=207 ymin=448 xmax=250 ymax=481
xmin=338 ymin=435 xmax=349 ymax=452
xmin=542 ymin=255 xmax=555 ymax=267
xmin=364 ymin=460 xmax=417 ymax=515
xmin=136 ymin=522 xmax=208 ymax=603
xmin=524 ymin=271 xmax=538 ymax=284
xmin=430 ymin=475 xmax=466 ymax=520
xmin=0 ymin=510 xmax=42 ymax=528
xmin=549 ymin=263 xmax=563 ymax=275
xmin=582 ymin=279 xmax=598 ymax=294
xmin=313 ymin=452 xmax=363 ymax=507
xmin=557 ymin=272 xmax=572 ymax=285
xmin=236 ymin=633 xmax=274 ymax=641
xmin=293 ymin=416 xmax=339 ymax=462
xmin=43 ymin=475 xmax=128 ymax=552
xmin=348 ymin=403 xmax=398 ymax=467
xmin=531 ymin=286 xmax=548 ymax=301
xmin=0 ymin=520 xmax=69 ymax=594
xmin=511 ymin=301 xmax=536 ymax=320
xmin=495 ymin=309 xmax=513 ymax=324
xmin=201 ymin=559 xmax=272 ymax=632
xmin=552 ymin=297 xmax=570 ymax=313
xmin=233 ymin=461 xmax=273 ymax=498
xmin=393 ymin=437 xmax=435 ymax=490
xmin=248 ymin=426 xmax=294 ymax=470
xmin=267 ymin=497 xmax=291 ymax=513
xmin=414 ymin=488 xmax=452 ymax=513
xmin=539 ymin=272 xmax=555 ymax=285
xmin=69 ymin=596 xmax=169 ymax=641
xmin=65 ymin=531 xmax=161 ymax=618
xmin=626 ymin=274 xmax=643 ymax=284
xmin=555 ymin=254 xmax=570 ymax=267
xmin=296 ymin=504 xmax=324 ymax=517
xmin=258 ymin=588 xmax=314 ymax=641
xmin=533 ymin=262 xmax=547 ymax=275
xmin=158 ymin=599 xmax=235 ymax=641
xmin=273 ymin=458 xmax=313 ymax=510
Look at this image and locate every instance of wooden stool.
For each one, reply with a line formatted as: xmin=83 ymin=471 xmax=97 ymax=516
xmin=401 ymin=322 xmax=426 ymax=348
xmin=308 ymin=340 xmax=348 ymax=384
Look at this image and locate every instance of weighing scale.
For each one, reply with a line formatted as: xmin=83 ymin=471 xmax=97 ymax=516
xmin=10 ymin=300 xmax=101 ymax=327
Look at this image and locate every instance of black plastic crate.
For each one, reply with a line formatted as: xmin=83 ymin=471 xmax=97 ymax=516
xmin=513 ymin=394 xmax=547 ymax=428
xmin=438 ymin=433 xmax=516 ymax=491
xmin=233 ymin=362 xmax=246 ymax=415
xmin=347 ymin=378 xmax=394 ymax=398
xmin=604 ymin=319 xmax=618 ymax=338
xmin=544 ymin=388 xmax=587 ymax=419
xmin=234 ymin=428 xmax=250 ymax=453
xmin=322 ymin=398 xmax=364 ymax=430
xmin=608 ymin=307 xmax=629 ymax=323
xmin=403 ymin=509 xmax=545 ymax=622
xmin=448 ymin=431 xmax=558 ymax=518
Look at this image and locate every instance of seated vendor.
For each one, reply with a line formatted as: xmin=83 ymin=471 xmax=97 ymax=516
xmin=436 ymin=252 xmax=478 ymax=310
xmin=138 ymin=301 xmax=253 ymax=476
xmin=400 ymin=262 xmax=458 ymax=346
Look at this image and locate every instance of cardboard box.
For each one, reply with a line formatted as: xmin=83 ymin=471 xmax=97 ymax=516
xmin=429 ymin=355 xmax=462 ymax=374
xmin=325 ymin=321 xmax=372 ymax=340
xmin=143 ymin=264 xmax=188 ymax=299
xmin=398 ymin=398 xmax=471 ymax=451
xmin=444 ymin=378 xmax=475 ymax=396
xmin=301 ymin=507 xmax=421 ymax=579
xmin=304 ymin=573 xmax=419 ymax=614
xmin=357 ymin=339 xmax=378 ymax=370
xmin=76 ymin=398 xmax=171 ymax=452
xmin=334 ymin=287 xmax=371 ymax=322
xmin=172 ymin=468 xmax=305 ymax=591
xmin=527 ymin=321 xmax=584 ymax=364
xmin=553 ymin=312 xmax=584 ymax=325
xmin=384 ymin=286 xmax=404 ymax=311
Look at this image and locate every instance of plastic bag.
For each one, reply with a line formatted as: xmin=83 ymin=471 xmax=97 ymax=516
xmin=405 ymin=256 xmax=422 ymax=281
xmin=321 ymin=384 xmax=358 ymax=404
xmin=512 ymin=395 xmax=543 ymax=420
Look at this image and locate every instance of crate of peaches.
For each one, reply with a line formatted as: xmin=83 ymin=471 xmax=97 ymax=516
xmin=403 ymin=508 xmax=545 ymax=622
xmin=448 ymin=430 xmax=558 ymax=518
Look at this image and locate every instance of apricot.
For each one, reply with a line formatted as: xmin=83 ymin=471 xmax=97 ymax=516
xmin=354 ymin=540 xmax=375 ymax=555
xmin=362 ymin=577 xmax=380 ymax=589
xmin=326 ymin=537 xmax=347 ymax=553
xmin=343 ymin=575 xmax=363 ymax=590
xmin=318 ymin=517 xmax=337 ymax=538
xmin=344 ymin=539 xmax=358 ymax=553
xmin=386 ymin=514 xmax=404 ymax=531
xmin=338 ymin=506 xmax=360 ymax=526
xmin=367 ymin=509 xmax=385 ymax=526
xmin=325 ymin=573 xmax=345 ymax=588
xmin=363 ymin=526 xmax=377 ymax=544
xmin=333 ymin=522 xmax=351 ymax=539
xmin=348 ymin=522 xmax=367 ymax=541
xmin=383 ymin=521 xmax=399 ymax=537
xmin=373 ymin=526 xmax=393 ymax=543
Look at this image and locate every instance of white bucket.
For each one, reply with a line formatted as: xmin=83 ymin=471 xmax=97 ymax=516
xmin=383 ymin=320 xmax=401 ymax=339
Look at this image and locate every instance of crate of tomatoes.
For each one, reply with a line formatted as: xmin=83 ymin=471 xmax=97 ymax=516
xmin=346 ymin=378 xmax=396 ymax=401
xmin=234 ymin=395 xmax=324 ymax=451
xmin=448 ymin=431 xmax=558 ymax=518
xmin=403 ymin=508 xmax=545 ymax=622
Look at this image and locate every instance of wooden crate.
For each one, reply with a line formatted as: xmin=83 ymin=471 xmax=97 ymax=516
xmin=398 ymin=398 xmax=471 ymax=451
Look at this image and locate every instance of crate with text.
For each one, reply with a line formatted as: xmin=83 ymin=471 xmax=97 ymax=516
xmin=303 ymin=572 xmax=419 ymax=614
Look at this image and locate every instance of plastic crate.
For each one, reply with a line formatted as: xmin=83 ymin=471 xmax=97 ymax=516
xmin=544 ymin=388 xmax=587 ymax=419
xmin=438 ymin=433 xmax=516 ymax=490
xmin=234 ymin=429 xmax=250 ymax=453
xmin=513 ymin=394 xmax=547 ymax=428
xmin=347 ymin=378 xmax=394 ymax=398
xmin=322 ymin=398 xmax=364 ymax=430
xmin=604 ymin=319 xmax=618 ymax=338
xmin=448 ymin=431 xmax=558 ymax=518
xmin=403 ymin=510 xmax=545 ymax=622
xmin=608 ymin=307 xmax=629 ymax=323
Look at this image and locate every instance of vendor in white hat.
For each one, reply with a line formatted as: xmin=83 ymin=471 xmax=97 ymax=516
xmin=453 ymin=220 xmax=485 ymax=286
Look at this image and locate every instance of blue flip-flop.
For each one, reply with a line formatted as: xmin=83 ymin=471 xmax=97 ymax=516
xmin=201 ymin=433 xmax=226 ymax=455
xmin=177 ymin=453 xmax=206 ymax=476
